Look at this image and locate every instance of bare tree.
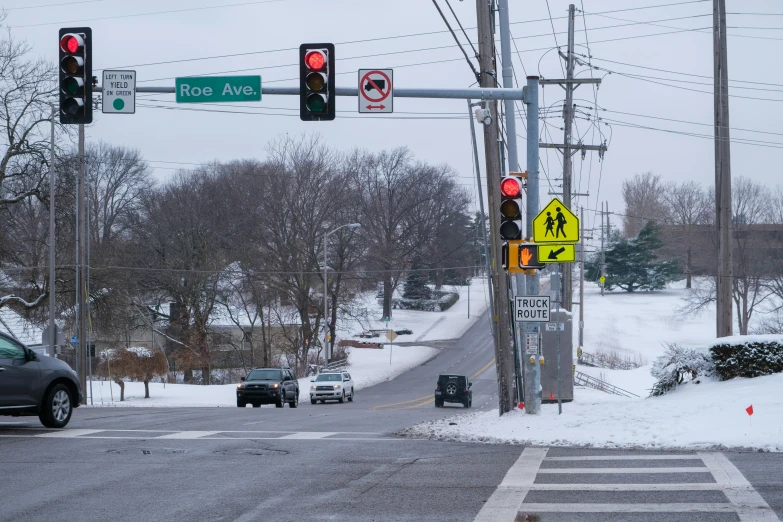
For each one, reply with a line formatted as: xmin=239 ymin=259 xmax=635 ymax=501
xmin=0 ymin=23 xmax=58 ymax=311
xmin=662 ymin=181 xmax=711 ymax=288
xmin=621 ymin=172 xmax=669 ymax=238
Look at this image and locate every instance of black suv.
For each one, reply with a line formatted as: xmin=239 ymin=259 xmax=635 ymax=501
xmin=0 ymin=332 xmax=83 ymax=428
xmin=434 ymin=374 xmax=472 ymax=408
xmin=237 ymin=368 xmax=299 ymax=408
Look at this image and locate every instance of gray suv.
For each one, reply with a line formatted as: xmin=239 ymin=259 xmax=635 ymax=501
xmin=0 ymin=332 xmax=83 ymax=428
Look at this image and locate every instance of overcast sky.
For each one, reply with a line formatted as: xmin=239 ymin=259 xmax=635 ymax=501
xmin=5 ymin=0 xmax=782 ymax=235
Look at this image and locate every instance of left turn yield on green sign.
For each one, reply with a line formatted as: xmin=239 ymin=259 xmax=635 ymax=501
xmin=176 ymin=76 xmax=262 ymax=103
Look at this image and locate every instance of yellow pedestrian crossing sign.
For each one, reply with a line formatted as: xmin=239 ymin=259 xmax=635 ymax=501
xmin=533 ymin=197 xmax=579 ymax=243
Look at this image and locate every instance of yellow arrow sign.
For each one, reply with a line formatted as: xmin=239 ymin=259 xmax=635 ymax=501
xmin=538 ymin=243 xmax=576 ymax=263
xmin=532 ymin=197 xmax=579 ymax=243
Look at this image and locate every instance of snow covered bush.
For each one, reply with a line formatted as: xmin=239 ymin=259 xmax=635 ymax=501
xmin=392 ymin=291 xmax=459 ymax=312
xmin=709 ymin=335 xmax=783 ymax=380
xmin=649 ymin=343 xmax=713 ymax=397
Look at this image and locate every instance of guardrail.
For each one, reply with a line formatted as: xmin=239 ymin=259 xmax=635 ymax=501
xmin=321 ymin=358 xmax=348 ymax=372
xmin=573 ymin=370 xmax=639 ymax=398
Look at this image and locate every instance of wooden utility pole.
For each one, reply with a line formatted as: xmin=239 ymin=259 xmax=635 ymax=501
xmin=714 ymin=0 xmax=733 ymax=337
xmin=476 ymin=0 xmax=515 ymax=414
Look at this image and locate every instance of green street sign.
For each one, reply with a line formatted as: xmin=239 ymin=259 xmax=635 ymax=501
xmin=175 ymin=76 xmax=261 ymax=103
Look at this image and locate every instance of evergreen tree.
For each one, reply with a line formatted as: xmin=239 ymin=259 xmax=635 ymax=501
xmin=603 ymin=221 xmax=682 ymax=292
xmin=403 ymin=255 xmax=432 ymax=300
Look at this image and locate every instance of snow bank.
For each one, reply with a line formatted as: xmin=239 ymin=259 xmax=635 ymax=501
xmin=400 ymin=373 xmax=783 ymax=451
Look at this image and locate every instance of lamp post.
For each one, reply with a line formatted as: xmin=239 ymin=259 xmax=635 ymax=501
xmin=323 ymin=223 xmax=360 ymax=368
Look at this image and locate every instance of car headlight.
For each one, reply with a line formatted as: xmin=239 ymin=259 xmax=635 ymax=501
xmin=311 ymin=385 xmax=317 ymax=390
xmin=271 ymin=383 xmax=279 ymax=389
xmin=237 ymin=383 xmax=244 ymax=389
xmin=333 ymin=384 xmax=341 ymax=389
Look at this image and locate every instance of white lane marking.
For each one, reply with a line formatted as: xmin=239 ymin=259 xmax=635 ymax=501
xmin=537 ymin=467 xmax=710 ymax=474
xmin=473 ymin=447 xmax=548 ymax=522
xmin=527 ymin=483 xmax=723 ymax=491
xmin=278 ymin=432 xmax=338 ymax=440
xmin=35 ymin=429 xmax=104 ymax=438
xmin=0 ymin=434 xmax=402 ymax=441
xmin=518 ymin=503 xmax=736 ymax=513
xmin=699 ymin=452 xmax=780 ymax=522
xmin=545 ymin=455 xmax=701 ymax=461
xmin=156 ymin=431 xmax=219 ymax=439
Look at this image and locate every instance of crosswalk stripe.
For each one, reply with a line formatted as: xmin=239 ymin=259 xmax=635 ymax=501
xmin=156 ymin=431 xmax=219 ymax=439
xmin=699 ymin=452 xmax=780 ymax=521
xmin=473 ymin=447 xmax=548 ymax=522
xmin=527 ymin=483 xmax=724 ymax=491
xmin=537 ymin=467 xmax=710 ymax=474
xmin=517 ymin=503 xmax=736 ymax=513
xmin=35 ymin=429 xmax=104 ymax=438
xmin=544 ymin=455 xmax=702 ymax=461
xmin=278 ymin=432 xmax=338 ymax=439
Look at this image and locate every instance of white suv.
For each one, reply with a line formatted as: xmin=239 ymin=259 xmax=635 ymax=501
xmin=310 ymin=371 xmax=354 ymax=404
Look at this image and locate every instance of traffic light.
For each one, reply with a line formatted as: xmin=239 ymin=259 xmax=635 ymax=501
xmin=299 ymin=43 xmax=335 ymax=121
xmin=59 ymin=27 xmax=92 ymax=124
xmin=499 ymin=175 xmax=525 ymax=240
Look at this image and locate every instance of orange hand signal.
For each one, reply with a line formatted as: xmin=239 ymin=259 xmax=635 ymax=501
xmin=520 ymin=247 xmax=533 ymax=266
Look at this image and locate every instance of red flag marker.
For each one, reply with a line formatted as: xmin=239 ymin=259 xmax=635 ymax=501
xmin=518 ymin=402 xmax=525 ymax=410
xmin=746 ymin=405 xmax=754 ymax=416
xmin=549 ymin=392 xmax=555 ymax=400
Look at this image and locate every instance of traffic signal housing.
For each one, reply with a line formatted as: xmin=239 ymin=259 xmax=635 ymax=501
xmin=59 ymin=27 xmax=92 ymax=124
xmin=299 ymin=43 xmax=335 ymax=121
xmin=499 ymin=175 xmax=525 ymax=240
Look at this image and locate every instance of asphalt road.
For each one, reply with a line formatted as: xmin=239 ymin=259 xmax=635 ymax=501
xmin=1 ymin=311 xmax=781 ymax=522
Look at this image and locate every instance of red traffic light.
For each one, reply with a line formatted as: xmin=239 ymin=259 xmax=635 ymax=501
xmin=305 ymin=50 xmax=326 ymax=71
xmin=500 ymin=177 xmax=522 ymax=198
xmin=60 ymin=33 xmax=83 ymax=54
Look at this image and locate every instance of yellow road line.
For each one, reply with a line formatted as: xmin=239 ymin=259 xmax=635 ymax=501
xmin=403 ymin=397 xmax=435 ymax=409
xmin=371 ymin=394 xmax=432 ymax=411
xmin=471 ymin=358 xmax=496 ymax=379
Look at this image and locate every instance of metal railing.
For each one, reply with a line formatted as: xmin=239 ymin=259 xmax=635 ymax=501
xmin=573 ymin=370 xmax=639 ymax=398
xmin=321 ymin=358 xmax=348 ymax=372
xmin=578 ymin=349 xmax=639 ymax=370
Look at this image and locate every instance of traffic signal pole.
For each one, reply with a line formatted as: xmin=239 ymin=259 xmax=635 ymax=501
xmin=77 ymin=124 xmax=88 ymax=404
xmin=524 ymin=76 xmax=542 ymax=415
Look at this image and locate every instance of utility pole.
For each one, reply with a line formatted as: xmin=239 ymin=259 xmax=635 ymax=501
xmin=48 ymin=105 xmax=56 ymax=358
xmin=578 ymin=206 xmax=585 ymax=348
xmin=497 ymin=0 xmax=525 ymax=405
xmin=714 ymin=0 xmax=733 ymax=337
xmin=77 ymin=124 xmax=87 ymax=403
xmin=538 ymin=4 xmax=606 ymax=312
xmin=476 ymin=0 xmax=515 ymax=414
xmin=600 ymin=202 xmax=606 ymax=297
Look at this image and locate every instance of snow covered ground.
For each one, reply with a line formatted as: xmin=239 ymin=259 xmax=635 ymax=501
xmin=86 ymin=343 xmax=439 ymax=407
xmin=86 ymin=278 xmax=489 ymax=407
xmin=338 ymin=277 xmax=490 ymax=343
xmin=402 ymin=280 xmax=783 ymax=451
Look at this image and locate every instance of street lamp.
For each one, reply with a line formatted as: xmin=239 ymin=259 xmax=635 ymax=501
xmin=323 ymin=223 xmax=360 ymax=368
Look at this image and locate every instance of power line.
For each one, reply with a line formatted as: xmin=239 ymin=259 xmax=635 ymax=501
xmin=430 ymin=0 xmax=480 ymax=80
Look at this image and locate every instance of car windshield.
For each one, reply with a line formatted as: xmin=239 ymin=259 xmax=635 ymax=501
xmin=247 ymin=369 xmax=282 ymax=381
xmin=315 ymin=374 xmax=342 ymax=382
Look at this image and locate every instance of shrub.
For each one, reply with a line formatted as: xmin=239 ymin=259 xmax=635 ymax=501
xmin=394 ymin=329 xmax=413 ymax=336
xmin=709 ymin=336 xmax=783 ymax=380
xmin=650 ymin=343 xmax=713 ymax=397
xmin=95 ymin=347 xmax=168 ymax=400
xmin=437 ymin=292 xmax=459 ymax=311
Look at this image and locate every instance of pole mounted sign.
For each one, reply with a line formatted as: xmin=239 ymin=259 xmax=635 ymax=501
xmin=538 ymin=243 xmax=576 ymax=264
xmin=514 ymin=296 xmax=551 ymax=322
xmin=533 ymin=197 xmax=579 ymax=243
xmin=102 ymin=70 xmax=136 ymax=114
xmin=358 ymin=69 xmax=393 ymax=113
xmin=176 ymin=76 xmax=261 ymax=103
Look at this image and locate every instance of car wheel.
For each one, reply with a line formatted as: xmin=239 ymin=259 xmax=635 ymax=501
xmin=338 ymin=391 xmax=345 ymax=404
xmin=320 ymin=400 xmax=326 ymax=404
xmin=290 ymin=392 xmax=299 ymax=408
xmin=434 ymin=399 xmax=443 ymax=408
xmin=464 ymin=399 xmax=470 ymax=408
xmin=310 ymin=398 xmax=317 ymax=405
xmin=252 ymin=403 xmax=261 ymax=408
xmin=276 ymin=391 xmax=285 ymax=408
xmin=39 ymin=384 xmax=73 ymax=429
xmin=347 ymin=388 xmax=354 ymax=402
xmin=237 ymin=399 xmax=246 ymax=408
